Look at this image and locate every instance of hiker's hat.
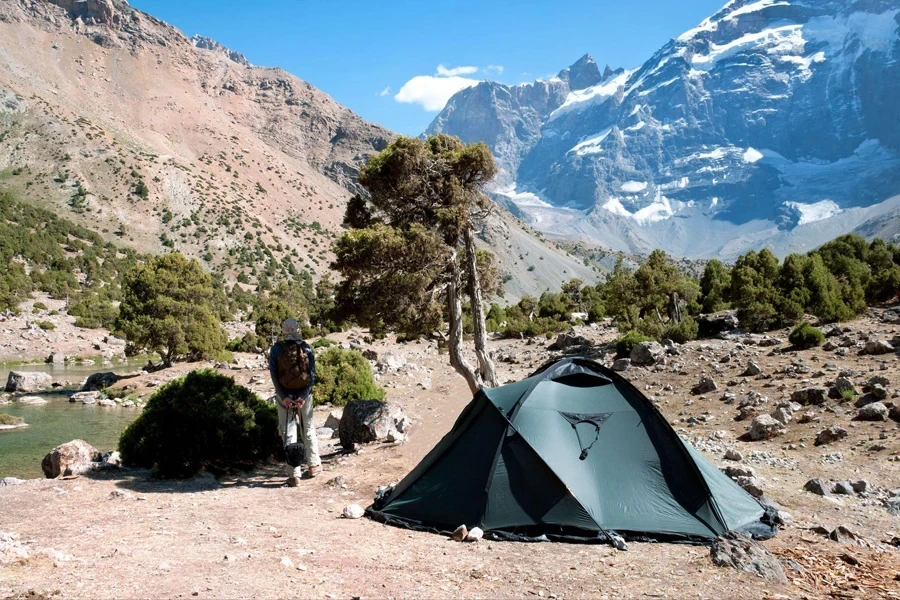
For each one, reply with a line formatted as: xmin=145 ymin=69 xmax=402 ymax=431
xmin=281 ymin=318 xmax=301 ymax=340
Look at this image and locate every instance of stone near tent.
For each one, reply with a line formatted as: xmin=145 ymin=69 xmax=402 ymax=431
xmin=81 ymin=372 xmax=122 ymax=392
xmin=749 ymin=415 xmax=785 ymax=441
xmin=450 ymin=525 xmax=468 ymax=541
xmin=864 ymin=339 xmax=894 ymax=355
xmin=815 ymin=425 xmax=848 ymax=446
xmin=691 ymin=376 xmax=717 ymax=395
xmin=856 ymin=402 xmax=889 ymax=421
xmin=466 ymin=527 xmax=484 ymax=542
xmin=338 ymin=400 xmax=408 ymax=448
xmin=710 ymin=532 xmax=787 ymax=584
xmin=341 ymin=504 xmax=364 ymax=519
xmin=5 ymin=371 xmax=52 ymax=393
xmin=629 ymin=341 xmax=664 ymax=366
xmin=550 ymin=332 xmax=590 ymax=351
xmin=41 ymin=439 xmax=101 ymax=478
xmin=724 ymin=449 xmax=743 ymax=461
xmin=790 ymin=386 xmax=828 ymax=406
xmin=611 ymin=358 xmax=630 ymax=371
xmin=804 ymin=478 xmax=830 ymax=496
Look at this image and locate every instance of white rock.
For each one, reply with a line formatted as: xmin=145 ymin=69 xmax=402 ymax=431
xmin=342 ymin=504 xmax=365 ymax=519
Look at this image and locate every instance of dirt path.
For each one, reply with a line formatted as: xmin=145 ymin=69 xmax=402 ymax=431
xmin=2 ymin=314 xmax=900 ymax=599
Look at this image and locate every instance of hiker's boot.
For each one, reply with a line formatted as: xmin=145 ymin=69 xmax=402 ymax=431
xmin=305 ymin=465 xmax=322 ymax=479
xmin=286 ymin=476 xmax=300 ymax=487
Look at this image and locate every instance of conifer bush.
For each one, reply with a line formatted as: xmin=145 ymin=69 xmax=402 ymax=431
xmin=313 ymin=347 xmax=385 ymax=407
xmin=788 ymin=321 xmax=825 ymax=349
xmin=615 ymin=331 xmax=653 ymax=358
xmin=119 ymin=369 xmax=278 ymax=477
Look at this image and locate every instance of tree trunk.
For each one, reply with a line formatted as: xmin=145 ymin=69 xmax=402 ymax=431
xmin=463 ymin=227 xmax=498 ymax=388
xmin=447 ymin=249 xmax=482 ymax=395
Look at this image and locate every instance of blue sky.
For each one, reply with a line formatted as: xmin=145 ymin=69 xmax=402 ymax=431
xmin=130 ymin=0 xmax=726 ymax=135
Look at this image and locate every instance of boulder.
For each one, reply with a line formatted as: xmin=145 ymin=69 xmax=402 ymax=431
xmin=828 ymin=378 xmax=857 ymax=400
xmin=832 ymin=481 xmax=854 ymax=495
xmin=376 ymin=352 xmax=406 ymax=372
xmin=361 ymin=348 xmax=378 ymax=361
xmin=815 ymin=425 xmax=848 ymax=446
xmin=691 ymin=376 xmax=718 ymax=395
xmin=41 ymin=439 xmax=101 ymax=478
xmin=743 ymin=361 xmax=762 ymax=376
xmin=324 ymin=410 xmax=342 ymax=430
xmin=804 ymin=478 xmax=830 ymax=496
xmin=629 ymin=341 xmax=664 ymax=366
xmin=864 ymin=339 xmax=895 ymax=355
xmin=749 ymin=415 xmax=785 ymax=441
xmin=69 ymin=391 xmax=100 ymax=403
xmin=770 ymin=406 xmax=792 ymax=426
xmin=890 ymin=404 xmax=900 ymax=423
xmin=15 ymin=396 xmax=47 ymax=405
xmin=870 ymin=384 xmax=888 ymax=400
xmin=46 ymin=352 xmax=66 ymax=365
xmin=869 ymin=375 xmax=890 ymax=388
xmin=341 ymin=504 xmax=365 ymax=519
xmin=466 ymin=527 xmax=484 ymax=542
xmin=81 ymin=372 xmax=122 ymax=392
xmin=450 ymin=525 xmax=468 ymax=541
xmin=550 ymin=332 xmax=590 ymax=351
xmin=5 ymin=371 xmax=52 ymax=393
xmin=790 ymin=387 xmax=828 ymax=406
xmin=724 ymin=449 xmax=743 ymax=461
xmin=104 ymin=335 xmax=126 ymax=346
xmin=710 ymin=533 xmax=787 ymax=584
xmin=856 ymin=402 xmax=889 ymax=422
xmin=697 ymin=311 xmax=739 ymax=337
xmin=611 ymin=358 xmax=630 ymax=371
xmin=338 ymin=400 xmax=408 ymax=448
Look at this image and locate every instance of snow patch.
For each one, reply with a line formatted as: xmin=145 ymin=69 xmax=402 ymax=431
xmin=620 ymin=181 xmax=648 ymax=193
xmin=743 ymin=147 xmax=764 ymax=163
xmin=550 ymin=69 xmax=636 ymax=120
xmin=496 ymin=185 xmax=553 ymax=208
xmin=569 ymin=128 xmax=613 ymax=156
xmin=783 ymin=200 xmax=842 ymax=225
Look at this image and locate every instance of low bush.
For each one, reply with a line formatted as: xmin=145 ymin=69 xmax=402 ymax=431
xmin=32 ymin=301 xmax=47 ymax=311
xmin=119 ymin=369 xmax=278 ymax=477
xmin=788 ymin=321 xmax=824 ymax=349
xmin=314 ymin=347 xmax=385 ymax=407
xmin=35 ymin=320 xmax=55 ymax=331
xmin=311 ymin=338 xmax=335 ymax=349
xmin=0 ymin=413 xmax=24 ymax=425
xmin=615 ymin=331 xmax=653 ymax=358
xmin=662 ymin=317 xmax=699 ymax=344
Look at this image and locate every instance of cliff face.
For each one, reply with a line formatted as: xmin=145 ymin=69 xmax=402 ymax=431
xmin=430 ymin=0 xmax=900 ymax=258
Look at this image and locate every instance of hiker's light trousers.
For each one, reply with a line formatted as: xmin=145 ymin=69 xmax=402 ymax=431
xmin=275 ymin=395 xmax=321 ymax=477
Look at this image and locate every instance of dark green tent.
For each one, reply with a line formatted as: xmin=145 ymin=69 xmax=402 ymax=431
xmin=368 ymin=357 xmax=776 ymax=543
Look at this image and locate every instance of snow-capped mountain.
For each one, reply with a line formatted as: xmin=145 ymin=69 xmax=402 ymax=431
xmin=427 ymin=0 xmax=900 ymax=258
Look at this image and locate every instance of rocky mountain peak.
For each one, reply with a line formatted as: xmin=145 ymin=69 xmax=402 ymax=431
xmin=557 ymin=53 xmax=602 ymax=91
xmin=191 ymin=35 xmax=251 ymax=67
xmin=46 ymin=0 xmax=120 ymax=26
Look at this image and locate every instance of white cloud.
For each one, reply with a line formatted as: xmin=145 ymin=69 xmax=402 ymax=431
xmin=378 ymin=86 xmax=391 ymax=97
xmin=394 ymin=75 xmax=479 ymax=111
xmin=436 ymin=64 xmax=479 ymax=77
xmin=485 ymin=64 xmax=504 ymax=74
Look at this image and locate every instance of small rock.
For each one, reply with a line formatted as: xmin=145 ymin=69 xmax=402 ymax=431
xmin=815 ymin=425 xmax=848 ymax=446
xmin=612 ymin=358 xmax=630 ymax=371
xmin=804 ymin=478 xmax=830 ymax=496
xmin=724 ymin=449 xmax=743 ymax=461
xmin=864 ymin=339 xmax=894 ymax=355
xmin=743 ymin=361 xmax=761 ymax=376
xmin=324 ymin=410 xmax=342 ymax=430
xmin=829 ymin=378 xmax=857 ymax=400
xmin=341 ymin=504 xmax=364 ymax=519
xmin=749 ymin=414 xmax=785 ymax=441
xmin=450 ymin=525 xmax=468 ymax=541
xmin=280 ymin=556 xmax=294 ymax=569
xmin=692 ymin=376 xmax=718 ymax=395
xmin=466 ymin=527 xmax=484 ymax=542
xmin=832 ymin=481 xmax=854 ymax=495
xmin=710 ymin=533 xmax=787 ymax=584
xmin=856 ymin=402 xmax=888 ymax=422
xmin=791 ymin=387 xmax=828 ymax=406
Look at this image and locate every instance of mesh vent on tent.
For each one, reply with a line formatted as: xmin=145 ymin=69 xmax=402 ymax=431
xmin=559 ymin=411 xmax=611 ymax=460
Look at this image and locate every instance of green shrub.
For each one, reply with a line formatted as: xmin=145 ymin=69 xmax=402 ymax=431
xmin=226 ymin=332 xmax=260 ymax=353
xmin=662 ymin=317 xmax=699 ymax=344
xmin=0 ymin=413 xmax=24 ymax=425
xmin=615 ymin=331 xmax=653 ymax=358
xmin=35 ymin=320 xmax=55 ymax=331
xmin=311 ymin=338 xmax=335 ymax=349
xmin=313 ymin=347 xmax=385 ymax=407
xmin=788 ymin=321 xmax=824 ymax=349
xmin=118 ymin=369 xmax=278 ymax=478
xmin=32 ymin=301 xmax=48 ymax=311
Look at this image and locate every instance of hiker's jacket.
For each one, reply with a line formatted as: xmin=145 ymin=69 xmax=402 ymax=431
xmin=268 ymin=340 xmax=316 ymax=401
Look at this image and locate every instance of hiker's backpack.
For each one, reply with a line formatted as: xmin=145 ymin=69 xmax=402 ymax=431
xmin=277 ymin=341 xmax=311 ymax=390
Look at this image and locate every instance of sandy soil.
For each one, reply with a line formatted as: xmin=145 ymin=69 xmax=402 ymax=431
xmin=1 ymin=312 xmax=899 ymax=599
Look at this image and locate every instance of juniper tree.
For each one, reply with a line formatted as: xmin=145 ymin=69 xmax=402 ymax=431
xmin=333 ymin=135 xmax=501 ymax=393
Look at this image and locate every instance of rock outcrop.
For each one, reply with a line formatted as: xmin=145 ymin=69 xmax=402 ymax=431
xmin=41 ymin=439 xmax=101 ymax=478
xmin=338 ymin=400 xmax=409 ymax=448
xmin=5 ymin=371 xmax=52 ymax=393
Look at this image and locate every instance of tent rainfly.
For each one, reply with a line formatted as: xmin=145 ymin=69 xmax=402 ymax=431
xmin=368 ymin=357 xmax=777 ymax=543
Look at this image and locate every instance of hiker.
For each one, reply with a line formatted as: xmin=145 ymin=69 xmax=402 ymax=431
xmin=269 ymin=318 xmax=321 ymax=485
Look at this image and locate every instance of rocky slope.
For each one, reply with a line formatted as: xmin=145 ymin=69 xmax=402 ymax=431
xmin=0 ymin=0 xmax=595 ymax=297
xmin=429 ymin=0 xmax=900 ymax=259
